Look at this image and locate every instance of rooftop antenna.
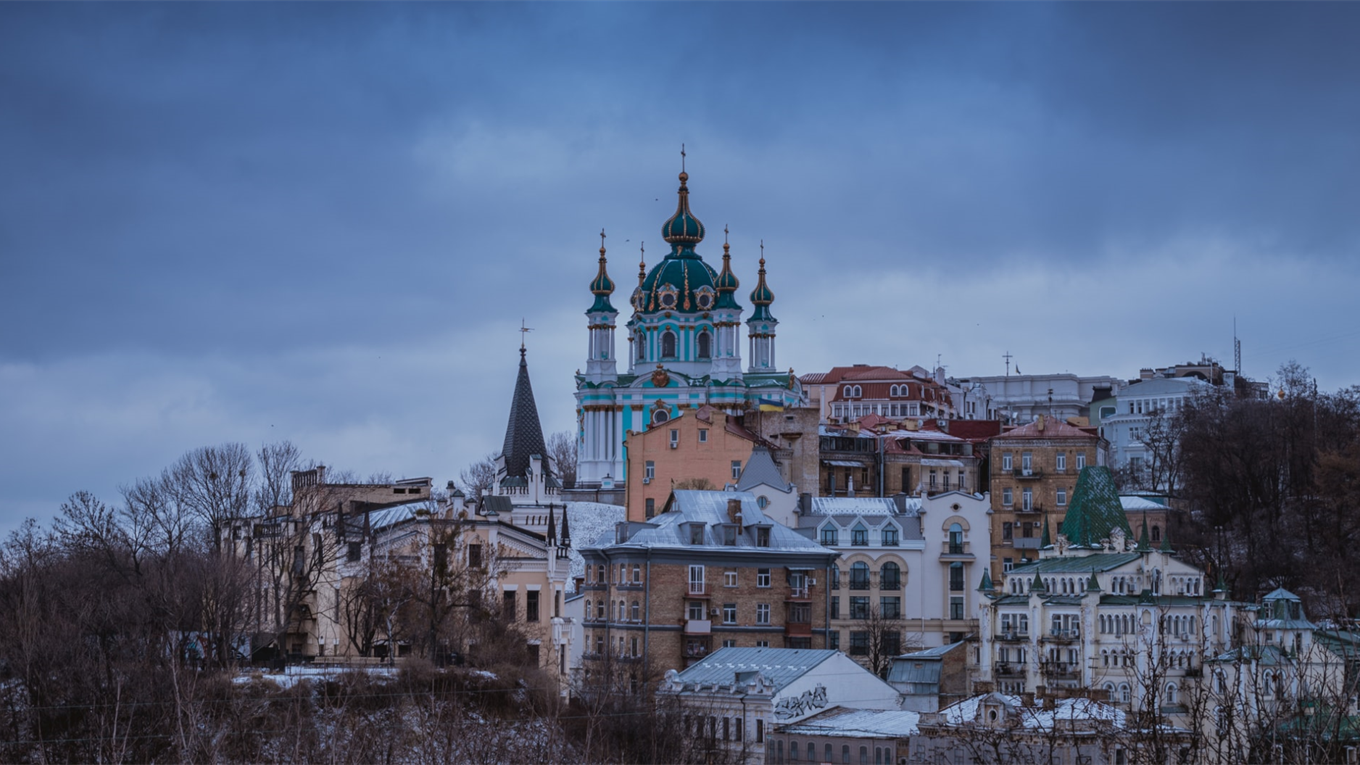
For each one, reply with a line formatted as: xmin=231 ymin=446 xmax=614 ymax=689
xmin=1233 ymin=316 xmax=1241 ymax=375
xmin=1003 ymin=351 xmax=1013 ymax=378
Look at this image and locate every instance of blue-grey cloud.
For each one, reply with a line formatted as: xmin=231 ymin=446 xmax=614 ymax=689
xmin=2 ymin=3 xmax=1358 ymax=531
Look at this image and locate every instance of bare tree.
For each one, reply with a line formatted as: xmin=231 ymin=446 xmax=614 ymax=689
xmin=548 ymin=431 xmax=578 ymax=489
xmin=459 ymin=452 xmax=499 ymax=497
xmin=853 ymin=604 xmax=912 ymax=678
xmin=170 ymin=443 xmax=254 ymax=550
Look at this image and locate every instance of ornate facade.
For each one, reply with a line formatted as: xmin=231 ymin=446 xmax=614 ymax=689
xmin=575 ymin=168 xmax=804 ymax=488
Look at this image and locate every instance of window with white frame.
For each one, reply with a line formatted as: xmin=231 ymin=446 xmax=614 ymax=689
xmin=1056 ymin=453 xmax=1067 ymax=472
xmin=1056 ymin=489 xmax=1067 ymax=506
xmin=724 ymin=570 xmax=738 ymax=587
xmin=1002 ymin=453 xmax=1013 ymax=471
xmin=1076 ymin=453 xmax=1087 ymax=469
xmin=688 ymin=565 xmax=705 ymax=594
xmin=1002 ymin=488 xmax=1013 ymax=506
xmin=756 ymin=603 xmax=771 ymax=625
xmin=757 ymin=568 xmax=771 ymax=588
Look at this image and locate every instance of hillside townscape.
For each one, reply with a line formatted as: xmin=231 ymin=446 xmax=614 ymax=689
xmin=3 ymin=168 xmax=1359 ymax=764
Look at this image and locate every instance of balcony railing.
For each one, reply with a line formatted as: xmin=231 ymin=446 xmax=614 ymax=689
xmin=1013 ymin=468 xmax=1044 ymax=480
xmin=998 ymin=631 xmax=1030 ymax=642
xmin=686 ymin=584 xmax=710 ymax=597
xmin=849 ymin=579 xmax=871 ymax=591
xmin=1045 ymin=628 xmax=1080 ymax=642
xmin=994 ymin=662 xmax=1025 ymax=678
xmin=880 ymin=578 xmax=901 ymax=591
xmin=684 ymin=619 xmax=712 ymax=635
xmin=1042 ymin=662 xmax=1079 ymax=678
xmin=1013 ymin=537 xmax=1042 ymax=549
xmin=787 ymin=586 xmax=810 ymax=600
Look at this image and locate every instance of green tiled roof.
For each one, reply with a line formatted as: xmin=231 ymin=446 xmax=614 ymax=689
xmin=1061 ymin=466 xmax=1133 ymax=548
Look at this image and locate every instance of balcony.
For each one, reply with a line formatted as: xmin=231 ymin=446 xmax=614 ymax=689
xmin=686 ymin=585 xmax=711 ymax=599
xmin=1013 ymin=537 xmax=1042 ymax=549
xmin=994 ymin=662 xmax=1025 ymax=678
xmin=940 ymin=541 xmax=974 ymax=561
xmin=848 ymin=579 xmax=871 ymax=591
xmin=1013 ymin=468 xmax=1044 ymax=480
xmin=1042 ymin=662 xmax=1080 ymax=679
xmin=786 ymin=586 xmax=811 ymax=601
xmin=683 ymin=638 xmax=712 ymax=660
xmin=997 ymin=631 xmax=1030 ymax=642
xmin=1044 ymin=628 xmax=1080 ymax=643
xmin=684 ymin=619 xmax=712 ymax=635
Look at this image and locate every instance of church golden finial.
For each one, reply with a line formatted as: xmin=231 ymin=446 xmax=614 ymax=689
xmin=638 ymin=241 xmax=646 ymax=286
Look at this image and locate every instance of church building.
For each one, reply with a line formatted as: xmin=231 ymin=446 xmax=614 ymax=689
xmin=575 ymin=166 xmax=804 ymax=489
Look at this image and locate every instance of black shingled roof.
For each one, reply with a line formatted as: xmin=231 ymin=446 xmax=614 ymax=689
xmin=500 ymin=349 xmax=552 ymax=482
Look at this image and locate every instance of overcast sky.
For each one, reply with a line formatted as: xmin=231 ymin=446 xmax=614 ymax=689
xmin=3 ymin=3 xmax=1358 ymax=532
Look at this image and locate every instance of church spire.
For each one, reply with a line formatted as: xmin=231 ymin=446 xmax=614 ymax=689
xmin=500 ymin=344 xmax=551 ymax=484
xmin=588 ymin=228 xmax=616 ymax=313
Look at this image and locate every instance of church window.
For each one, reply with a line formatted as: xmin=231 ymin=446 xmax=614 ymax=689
xmin=1151 ymin=525 xmax=1161 ymax=542
xmin=652 ymin=409 xmax=668 ymax=425
xmin=636 ymin=332 xmax=646 ymax=361
xmin=697 ymin=330 xmax=712 ymax=359
xmin=661 ymin=330 xmax=677 ymax=358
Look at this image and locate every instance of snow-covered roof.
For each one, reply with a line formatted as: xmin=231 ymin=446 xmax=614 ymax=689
xmin=1119 ymin=495 xmax=1166 ymax=511
xmin=563 ymin=502 xmax=625 ymax=588
xmin=805 ymin=496 xmax=919 ymax=517
xmin=777 ymin=707 xmax=921 ymax=738
xmin=580 ymin=491 xmax=835 ymax=556
xmin=673 ymin=647 xmax=837 ymax=694
xmin=938 ymin=693 xmax=1127 ymax=731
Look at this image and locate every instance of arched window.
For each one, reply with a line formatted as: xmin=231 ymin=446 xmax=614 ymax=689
xmin=860 ymin=745 xmax=869 ymax=764
xmin=854 ymin=385 xmax=863 ymax=397
xmin=790 ymin=741 xmax=799 ymax=761
xmin=1103 ymin=681 xmax=1116 ymax=701
xmin=842 ymin=744 xmax=851 ymax=764
xmin=585 ymin=600 xmax=592 ymax=621
xmin=1151 ymin=525 xmax=1161 ymax=542
xmin=1166 ymin=682 xmax=1179 ymax=705
xmin=1119 ymin=683 xmax=1131 ymax=704
xmin=636 ymin=332 xmax=646 ymax=361
xmin=697 ymin=330 xmax=712 ymax=359
xmin=880 ymin=562 xmax=901 ymax=590
xmin=825 ymin=744 xmax=833 ymax=763
xmin=850 ymin=562 xmax=870 ymax=589
xmin=661 ymin=330 xmax=677 ymax=358
xmin=652 ymin=409 xmax=669 ymax=425
xmin=631 ymin=601 xmax=640 ymax=621
xmin=948 ymin=523 xmax=964 ymax=554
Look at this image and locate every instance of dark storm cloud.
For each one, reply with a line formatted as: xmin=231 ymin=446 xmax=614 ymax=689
xmin=1 ymin=3 xmax=1358 ymax=530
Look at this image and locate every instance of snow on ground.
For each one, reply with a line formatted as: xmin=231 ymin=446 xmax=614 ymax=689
xmin=234 ymin=664 xmax=399 ymax=689
xmin=565 ymin=501 xmax=625 ymax=591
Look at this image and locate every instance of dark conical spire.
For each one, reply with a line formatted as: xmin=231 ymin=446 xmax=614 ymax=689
xmin=978 ymin=569 xmax=994 ymax=592
xmin=501 ymin=347 xmax=551 ymax=483
xmin=560 ymin=504 xmax=571 ymax=545
xmin=1159 ymin=523 xmax=1174 ymax=553
xmin=546 ymin=504 xmax=557 ymax=545
xmin=1041 ymin=517 xmax=1053 ymax=549
xmin=1136 ymin=515 xmax=1151 ymax=552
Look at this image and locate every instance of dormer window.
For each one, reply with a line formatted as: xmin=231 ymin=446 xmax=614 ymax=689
xmin=851 ymin=524 xmax=869 ymax=546
xmin=820 ymin=526 xmax=839 ymax=546
xmin=689 ymin=524 xmax=705 ymax=545
xmin=723 ymin=525 xmax=737 ymax=546
xmin=756 ymin=527 xmax=770 ymax=547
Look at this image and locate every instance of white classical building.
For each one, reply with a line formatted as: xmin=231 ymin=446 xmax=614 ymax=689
xmin=793 ymin=490 xmax=993 ymax=656
xmin=1096 ymin=375 xmax=1208 ymax=482
xmin=949 ymin=373 xmax=1124 ymax=425
xmin=975 ymin=466 xmax=1236 ymax=726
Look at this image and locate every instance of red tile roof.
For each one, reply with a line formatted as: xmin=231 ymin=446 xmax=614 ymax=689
xmin=995 ymin=417 xmax=1098 ymax=441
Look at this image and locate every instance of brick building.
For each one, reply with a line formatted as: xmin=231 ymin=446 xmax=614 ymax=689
xmin=578 ymin=490 xmax=839 ymax=674
xmin=988 ymin=415 xmax=1108 ymax=579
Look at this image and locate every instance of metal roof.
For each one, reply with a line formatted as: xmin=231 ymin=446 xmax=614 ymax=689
xmin=580 ymin=490 xmax=836 ymax=555
xmin=777 ymin=707 xmax=921 ymax=738
xmin=1008 ymin=552 xmax=1142 ymax=575
xmin=737 ymin=447 xmax=792 ymax=492
xmin=806 ymin=496 xmax=919 ymax=516
xmin=674 ymin=647 xmax=838 ymax=693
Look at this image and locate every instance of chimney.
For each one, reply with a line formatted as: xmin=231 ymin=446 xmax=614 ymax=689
xmin=727 ymin=498 xmax=743 ymax=525
xmin=799 ymin=493 xmax=812 ymax=516
xmin=315 ymin=465 xmax=326 ymax=485
xmin=1035 ymin=414 xmax=1045 ymax=432
xmin=1020 ymin=692 xmax=1035 ymax=707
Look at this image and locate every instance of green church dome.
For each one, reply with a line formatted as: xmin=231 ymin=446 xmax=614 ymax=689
xmin=748 ymin=251 xmax=776 ymax=322
xmin=633 ymin=171 xmax=721 ymax=314
xmin=661 ymin=171 xmax=705 ymax=245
